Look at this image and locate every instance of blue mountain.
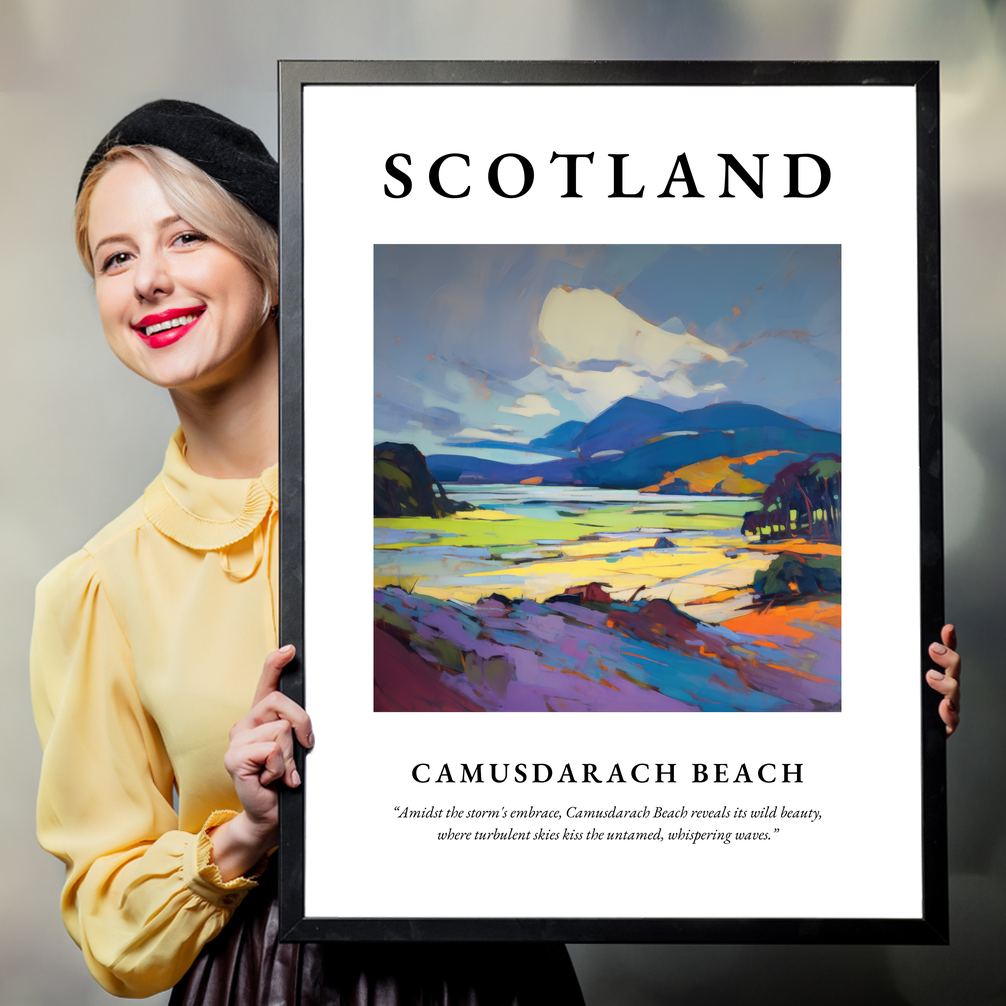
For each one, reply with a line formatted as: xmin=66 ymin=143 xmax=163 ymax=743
xmin=441 ymin=418 xmax=586 ymax=458
xmin=428 ymin=397 xmax=840 ymax=491
xmin=570 ymin=397 xmax=686 ymax=458
xmin=570 ymin=398 xmax=813 ymax=459
xmin=528 ymin=420 xmax=586 ymax=451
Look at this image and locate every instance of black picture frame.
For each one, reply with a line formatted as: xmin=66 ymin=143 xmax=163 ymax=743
xmin=277 ymin=60 xmax=945 ymax=944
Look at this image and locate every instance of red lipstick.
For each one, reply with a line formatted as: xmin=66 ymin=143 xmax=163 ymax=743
xmin=132 ymin=306 xmax=205 ymax=349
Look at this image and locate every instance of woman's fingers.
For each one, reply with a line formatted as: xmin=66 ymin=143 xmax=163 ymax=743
xmin=926 ymin=668 xmax=960 ymax=736
xmin=241 ymin=644 xmax=314 ymax=749
xmin=259 ymin=742 xmax=289 ymax=787
xmin=941 ymin=623 xmax=958 ymax=652
xmin=218 ymin=647 xmax=309 ymax=845
xmin=223 ymin=645 xmax=311 ymax=814
xmin=224 ymin=737 xmax=286 ymax=786
xmin=928 ymin=630 xmax=961 ymax=683
xmin=925 ymin=681 xmax=961 ymax=736
xmin=253 ymin=691 xmax=313 ymax=748
xmin=232 ymin=689 xmax=313 ymax=750
xmin=926 ymin=667 xmax=959 ymax=704
xmin=230 ymin=719 xmax=301 ymax=788
xmin=254 ymin=646 xmax=313 ymax=748
xmin=252 ymin=644 xmax=296 ymax=707
xmin=927 ymin=623 xmax=961 ymax=737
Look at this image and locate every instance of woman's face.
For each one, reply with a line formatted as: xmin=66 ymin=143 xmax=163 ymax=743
xmin=87 ymin=158 xmax=270 ymax=393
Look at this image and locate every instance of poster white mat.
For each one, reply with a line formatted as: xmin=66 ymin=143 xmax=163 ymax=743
xmin=300 ymin=84 xmax=919 ymax=920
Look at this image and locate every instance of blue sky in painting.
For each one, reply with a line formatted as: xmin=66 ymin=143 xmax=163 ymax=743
xmin=374 ymin=245 xmax=840 ymax=463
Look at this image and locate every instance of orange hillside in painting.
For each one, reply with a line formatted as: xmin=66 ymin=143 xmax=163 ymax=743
xmin=640 ymin=450 xmax=799 ymax=494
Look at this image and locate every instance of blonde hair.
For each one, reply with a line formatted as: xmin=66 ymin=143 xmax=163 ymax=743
xmin=75 ymin=145 xmax=278 ymax=323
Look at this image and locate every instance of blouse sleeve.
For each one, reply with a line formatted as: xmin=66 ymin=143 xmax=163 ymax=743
xmin=31 ymin=549 xmax=262 ymax=998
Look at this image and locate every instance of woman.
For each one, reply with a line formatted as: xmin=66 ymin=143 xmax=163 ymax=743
xmin=31 ymin=100 xmax=585 ymax=1003
xmin=33 ymin=99 xmax=962 ymax=1003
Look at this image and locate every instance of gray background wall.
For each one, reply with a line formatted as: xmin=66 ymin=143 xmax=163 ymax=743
xmin=1 ymin=2 xmax=1003 ymax=1003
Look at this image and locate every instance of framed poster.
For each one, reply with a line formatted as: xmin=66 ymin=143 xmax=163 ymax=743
xmin=277 ymin=61 xmax=946 ymax=943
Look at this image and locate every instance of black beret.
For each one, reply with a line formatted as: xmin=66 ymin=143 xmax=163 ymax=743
xmin=78 ymin=99 xmax=278 ymax=228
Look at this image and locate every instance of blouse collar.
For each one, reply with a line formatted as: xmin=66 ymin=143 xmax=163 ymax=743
xmin=143 ymin=428 xmax=278 ymax=551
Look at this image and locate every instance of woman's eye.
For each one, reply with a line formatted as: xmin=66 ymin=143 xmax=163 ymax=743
xmin=101 ymin=251 xmax=132 ymax=273
xmin=173 ymin=231 xmax=208 ymax=248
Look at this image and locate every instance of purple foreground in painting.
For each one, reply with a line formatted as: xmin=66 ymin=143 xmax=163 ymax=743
xmin=374 ymin=586 xmax=840 ymax=713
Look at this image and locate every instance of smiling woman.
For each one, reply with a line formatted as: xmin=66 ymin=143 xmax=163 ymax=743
xmin=30 ymin=100 xmax=585 ymax=1004
xmin=86 ymin=158 xmax=271 ymax=386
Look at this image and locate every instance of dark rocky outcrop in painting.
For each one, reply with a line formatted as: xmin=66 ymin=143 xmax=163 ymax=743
xmin=544 ymin=582 xmax=616 ymax=607
xmin=374 ymin=442 xmax=474 ymax=518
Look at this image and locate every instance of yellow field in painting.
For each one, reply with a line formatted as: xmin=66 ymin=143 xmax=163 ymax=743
xmin=374 ymin=504 xmax=776 ymax=615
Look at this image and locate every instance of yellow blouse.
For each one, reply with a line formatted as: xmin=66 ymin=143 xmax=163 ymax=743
xmin=31 ymin=429 xmax=279 ymax=998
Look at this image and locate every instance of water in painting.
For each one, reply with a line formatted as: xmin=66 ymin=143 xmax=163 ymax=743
xmin=374 ymin=245 xmax=841 ymax=712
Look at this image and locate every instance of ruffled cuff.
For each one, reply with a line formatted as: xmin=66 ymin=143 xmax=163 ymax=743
xmin=182 ymin=810 xmax=269 ymax=910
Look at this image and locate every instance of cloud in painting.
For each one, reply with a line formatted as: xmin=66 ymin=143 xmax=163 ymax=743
xmin=451 ymin=427 xmax=531 ymax=444
xmin=498 ymin=393 xmax=560 ymax=418
xmin=374 ymin=398 xmax=464 ymax=437
xmin=532 ymin=286 xmax=742 ymax=415
xmin=728 ymin=328 xmax=815 ymax=354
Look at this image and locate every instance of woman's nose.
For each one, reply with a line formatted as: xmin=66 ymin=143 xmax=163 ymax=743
xmin=133 ymin=249 xmax=173 ymax=302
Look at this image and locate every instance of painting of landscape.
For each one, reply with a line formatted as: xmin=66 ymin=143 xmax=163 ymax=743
xmin=374 ymin=245 xmax=841 ymax=712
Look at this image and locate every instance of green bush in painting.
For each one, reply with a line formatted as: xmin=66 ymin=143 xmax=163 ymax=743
xmin=753 ymin=553 xmax=841 ymax=598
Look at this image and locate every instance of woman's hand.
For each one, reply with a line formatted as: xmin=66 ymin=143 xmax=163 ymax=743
xmin=209 ymin=645 xmax=314 ymax=881
xmin=926 ymin=624 xmax=961 ymax=738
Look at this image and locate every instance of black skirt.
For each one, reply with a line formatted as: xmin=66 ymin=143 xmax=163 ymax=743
xmin=169 ymin=869 xmax=585 ymax=1006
